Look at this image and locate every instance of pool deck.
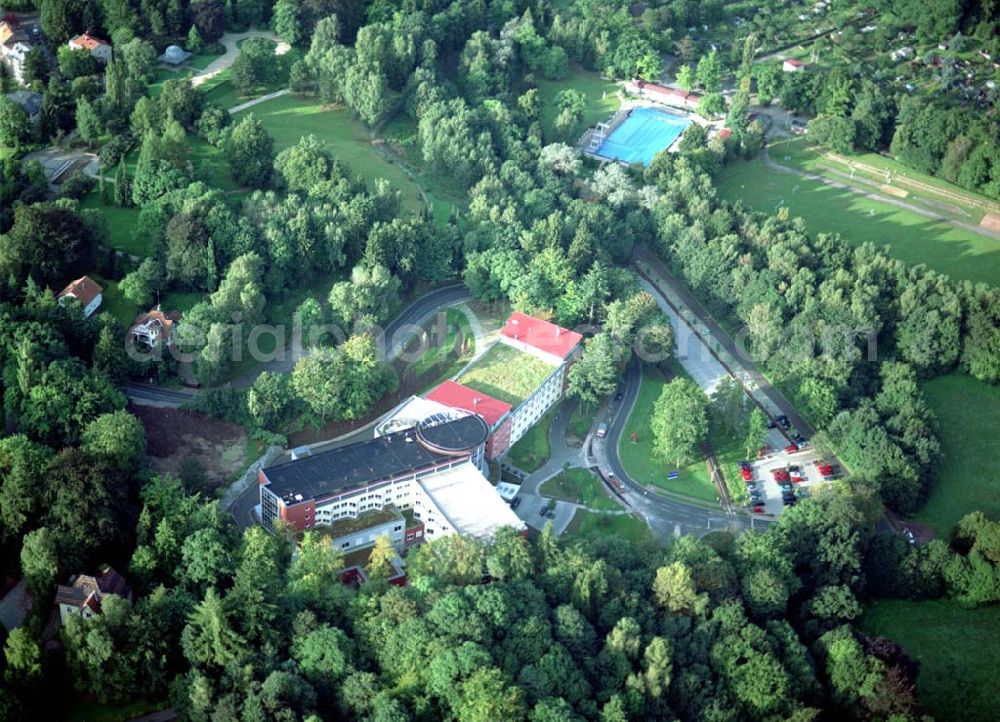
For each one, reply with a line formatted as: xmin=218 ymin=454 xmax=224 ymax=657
xmin=579 ymin=93 xmax=720 ymax=166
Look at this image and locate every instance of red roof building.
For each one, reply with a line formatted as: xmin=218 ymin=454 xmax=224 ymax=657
xmin=55 ymin=567 xmax=130 ymax=625
xmin=499 ymin=312 xmax=583 ymax=365
xmin=630 ymin=80 xmax=702 ymax=109
xmin=68 ymin=32 xmax=112 ymax=62
xmin=57 ymin=275 xmax=103 ymax=317
xmin=426 ymin=380 xmax=513 ymax=458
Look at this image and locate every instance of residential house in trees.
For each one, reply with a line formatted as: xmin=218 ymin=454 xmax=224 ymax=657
xmin=129 ymin=306 xmax=180 ymax=348
xmin=68 ymin=33 xmax=112 ymax=63
xmin=55 ymin=567 xmax=131 ymax=625
xmin=0 ymin=20 xmax=32 ymax=84
xmin=782 ymin=58 xmax=806 ymax=72
xmin=57 ymin=276 xmax=103 ymax=318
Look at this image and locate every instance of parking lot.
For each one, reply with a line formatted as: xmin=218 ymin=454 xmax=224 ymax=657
xmin=741 ymin=432 xmax=841 ymax=516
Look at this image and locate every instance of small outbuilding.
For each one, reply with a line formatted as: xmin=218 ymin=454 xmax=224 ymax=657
xmin=158 ymin=44 xmax=191 ymax=66
xmin=783 ymin=58 xmax=806 ymax=72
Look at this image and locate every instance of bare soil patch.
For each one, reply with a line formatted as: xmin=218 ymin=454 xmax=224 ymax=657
xmin=129 ymin=405 xmax=249 ymax=486
xmin=980 ymin=213 xmax=1000 ymax=233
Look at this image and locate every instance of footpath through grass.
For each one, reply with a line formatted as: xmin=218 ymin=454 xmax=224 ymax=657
xmin=861 ymin=599 xmax=1000 ymax=722
xmin=234 ymin=94 xmax=427 ymax=216
xmin=914 ymin=373 xmax=1000 ymax=533
xmin=617 ymin=367 xmax=720 ymax=505
xmin=716 ymin=157 xmax=1000 ymax=287
xmin=541 ymin=467 xmax=618 ymax=511
xmin=564 ymin=509 xmax=654 ymax=545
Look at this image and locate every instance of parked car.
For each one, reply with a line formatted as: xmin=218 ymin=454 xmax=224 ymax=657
xmin=738 ymin=460 xmax=752 ymax=470
xmin=771 ymin=468 xmax=790 ymax=482
xmin=752 ymin=504 xmax=766 ymax=513
xmin=740 ymin=467 xmax=753 ymax=481
xmin=784 ymin=443 xmax=799 ymax=454
xmin=596 ymin=423 xmax=608 ymax=439
xmin=775 ymin=415 xmax=791 ymax=430
xmin=510 ymin=497 xmax=522 ymax=509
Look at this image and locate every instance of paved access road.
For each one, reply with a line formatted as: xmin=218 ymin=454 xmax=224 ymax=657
xmin=124 ymin=284 xmax=473 ymax=407
xmin=591 ymin=358 xmax=765 ymax=541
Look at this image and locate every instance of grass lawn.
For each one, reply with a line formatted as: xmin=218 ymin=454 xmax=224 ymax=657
xmin=913 ymin=373 xmax=1000 ymax=534
xmin=617 ymin=367 xmax=720 ymax=505
xmin=861 ymin=599 xmax=1000 ymax=722
xmin=716 ymin=156 xmax=1000 ymax=287
xmin=93 ymin=275 xmax=139 ymax=327
xmin=161 ymin=290 xmax=203 ymax=314
xmin=188 ymin=135 xmax=240 ymax=191
xmin=458 ymin=343 xmax=556 ymax=406
xmin=66 ymin=697 xmax=165 ymax=722
xmin=564 ymin=509 xmax=655 ymax=545
xmin=381 ymin=114 xmax=470 ymax=226
xmin=536 ymin=66 xmax=621 ymax=142
xmin=567 ymin=401 xmax=595 ymax=442
xmin=507 ymin=407 xmax=556 ymax=472
xmin=235 ymin=94 xmax=427 ymax=216
xmin=79 ymin=188 xmax=144 ymax=255
xmin=541 ymin=467 xmax=618 ymax=511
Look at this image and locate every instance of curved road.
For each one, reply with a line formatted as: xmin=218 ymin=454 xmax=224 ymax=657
xmin=124 ymin=284 xmax=472 ymax=406
xmin=591 ymin=357 xmax=766 ymax=540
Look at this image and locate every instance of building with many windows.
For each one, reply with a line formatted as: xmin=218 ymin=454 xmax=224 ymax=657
xmin=258 ymin=414 xmax=524 ymax=543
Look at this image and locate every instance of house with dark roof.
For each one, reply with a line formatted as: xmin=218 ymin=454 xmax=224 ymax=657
xmin=56 ymin=567 xmax=131 ymax=625
xmin=258 ymin=414 xmax=524 ymax=541
xmin=158 ymin=44 xmax=191 ymax=66
xmin=4 ymin=90 xmax=41 ymax=120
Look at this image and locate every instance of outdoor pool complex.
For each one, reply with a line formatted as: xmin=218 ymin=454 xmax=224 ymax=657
xmin=595 ymin=107 xmax=692 ymax=165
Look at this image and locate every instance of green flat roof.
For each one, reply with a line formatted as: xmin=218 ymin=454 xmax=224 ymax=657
xmin=318 ymin=506 xmax=402 ymax=539
xmin=457 ymin=343 xmax=555 ymax=406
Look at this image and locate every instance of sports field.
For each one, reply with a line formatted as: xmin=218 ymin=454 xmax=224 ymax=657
xmin=914 ymin=373 xmax=1000 ymax=533
xmin=717 ymin=158 xmax=1000 ymax=287
xmin=861 ymin=599 xmax=1000 ymax=722
xmin=594 ymin=107 xmax=691 ymax=165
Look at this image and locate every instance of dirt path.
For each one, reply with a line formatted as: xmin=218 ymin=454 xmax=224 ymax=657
xmin=192 ymin=30 xmax=290 ymax=88
xmin=761 ymin=145 xmax=1000 ymax=242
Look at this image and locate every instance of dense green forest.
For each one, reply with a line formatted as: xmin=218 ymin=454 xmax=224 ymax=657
xmin=1 ymin=0 xmax=998 ymax=719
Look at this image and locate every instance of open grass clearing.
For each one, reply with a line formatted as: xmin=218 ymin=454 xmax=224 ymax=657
xmin=80 ymin=186 xmax=144 ymax=256
xmin=507 ymin=406 xmax=556 ymax=472
xmin=913 ymin=373 xmax=1000 ymax=534
xmin=617 ymin=365 xmax=721 ymax=505
xmin=716 ymin=157 xmax=1000 ymax=287
xmin=535 ymin=66 xmax=621 ymax=143
xmin=235 ymin=94 xmax=427 ymax=215
xmin=92 ymin=274 xmax=139 ymax=328
xmin=458 ymin=342 xmax=556 ymax=406
xmin=541 ymin=467 xmax=618 ymax=511
xmin=564 ymin=509 xmax=654 ymax=545
xmin=861 ymin=599 xmax=1000 ymax=722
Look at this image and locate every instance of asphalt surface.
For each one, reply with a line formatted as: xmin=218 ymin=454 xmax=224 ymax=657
xmin=591 ymin=358 xmax=765 ymax=540
xmin=124 ymin=284 xmax=473 ymax=407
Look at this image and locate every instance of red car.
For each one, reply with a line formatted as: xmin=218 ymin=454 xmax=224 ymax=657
xmin=771 ymin=468 xmax=790 ymax=482
xmin=817 ymin=464 xmax=834 ymax=477
xmin=784 ymin=444 xmax=798 ymax=454
xmin=740 ymin=467 xmax=753 ymax=481
xmin=751 ymin=505 xmax=765 ymax=514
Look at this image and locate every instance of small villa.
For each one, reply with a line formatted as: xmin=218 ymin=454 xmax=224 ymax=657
xmin=57 ymin=276 xmax=103 ymax=318
xmin=129 ymin=306 xmax=181 ymax=347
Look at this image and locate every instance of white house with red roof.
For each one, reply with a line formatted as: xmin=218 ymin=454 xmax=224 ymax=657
xmin=782 ymin=58 xmax=806 ymax=72
xmin=68 ymin=32 xmax=112 ymax=63
xmin=426 ymin=380 xmax=514 ymax=459
xmin=57 ymin=276 xmax=103 ymax=318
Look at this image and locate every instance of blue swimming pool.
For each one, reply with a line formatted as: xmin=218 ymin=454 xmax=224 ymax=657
xmin=595 ymin=107 xmax=692 ymax=166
